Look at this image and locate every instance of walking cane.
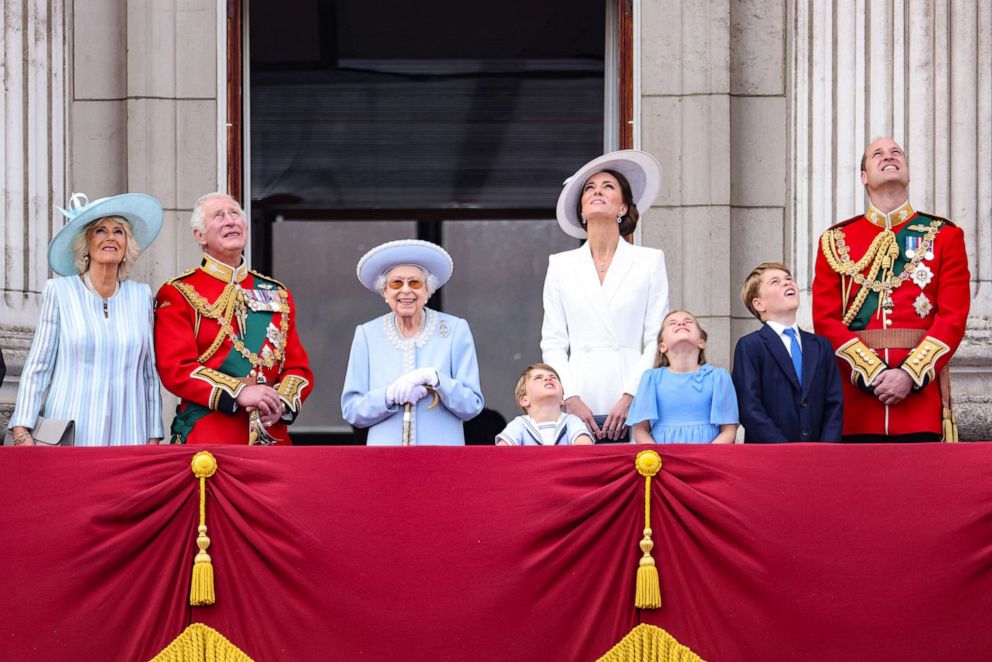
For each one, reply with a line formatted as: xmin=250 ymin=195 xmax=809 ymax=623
xmin=401 ymin=386 xmax=440 ymax=446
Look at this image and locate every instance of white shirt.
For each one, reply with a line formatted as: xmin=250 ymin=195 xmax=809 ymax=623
xmin=765 ymin=320 xmax=802 ymax=357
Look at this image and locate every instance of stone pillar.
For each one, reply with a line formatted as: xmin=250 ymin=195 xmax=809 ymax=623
xmin=640 ymin=0 xmax=734 ymax=368
xmin=1 ymin=0 xmax=221 ymax=431
xmin=0 ymin=0 xmax=68 ymax=427
xmin=790 ymin=0 xmax=992 ymax=438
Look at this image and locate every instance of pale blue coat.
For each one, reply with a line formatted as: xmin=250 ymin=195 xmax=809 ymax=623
xmin=9 ymin=276 xmax=164 ymax=445
xmin=341 ymin=308 xmax=484 ymax=446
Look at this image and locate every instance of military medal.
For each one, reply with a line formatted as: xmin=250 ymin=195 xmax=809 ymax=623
xmin=904 ymin=236 xmax=920 ymax=259
xmin=881 ymin=293 xmax=895 ymax=313
xmin=911 ymin=263 xmax=934 ymax=289
xmin=913 ymin=293 xmax=933 ymax=318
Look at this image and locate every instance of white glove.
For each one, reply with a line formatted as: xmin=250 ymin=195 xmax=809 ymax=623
xmin=407 ymin=367 xmax=439 ymax=387
xmin=386 ymin=371 xmax=435 ymax=405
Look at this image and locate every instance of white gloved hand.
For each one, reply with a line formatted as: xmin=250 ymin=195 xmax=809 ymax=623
xmin=407 ymin=367 xmax=439 ymax=387
xmin=386 ymin=371 xmax=436 ymax=405
xmin=400 ymin=384 xmax=429 ymax=406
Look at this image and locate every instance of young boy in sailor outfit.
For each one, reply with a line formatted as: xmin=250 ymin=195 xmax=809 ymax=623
xmin=496 ymin=364 xmax=593 ymax=446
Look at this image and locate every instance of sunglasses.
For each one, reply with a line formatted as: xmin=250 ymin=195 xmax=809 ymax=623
xmin=387 ymin=278 xmax=424 ymax=290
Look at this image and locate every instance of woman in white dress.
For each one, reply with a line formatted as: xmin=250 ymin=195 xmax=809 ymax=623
xmin=7 ymin=193 xmax=164 ymax=446
xmin=541 ymin=150 xmax=669 ymax=442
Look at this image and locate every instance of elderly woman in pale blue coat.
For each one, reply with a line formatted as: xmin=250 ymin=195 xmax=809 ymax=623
xmin=341 ymin=240 xmax=484 ymax=445
xmin=8 ymin=192 xmax=164 ymax=446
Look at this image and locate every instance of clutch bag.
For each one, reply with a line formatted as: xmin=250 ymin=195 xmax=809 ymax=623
xmin=4 ymin=416 xmax=76 ymax=446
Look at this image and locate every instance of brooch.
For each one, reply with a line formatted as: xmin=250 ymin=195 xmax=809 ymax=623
xmin=438 ymin=321 xmax=449 ymax=338
xmin=913 ymin=293 xmax=933 ymax=318
xmin=911 ymin=263 xmax=934 ymax=289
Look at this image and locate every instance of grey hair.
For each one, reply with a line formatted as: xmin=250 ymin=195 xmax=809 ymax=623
xmin=190 ymin=192 xmax=244 ymax=233
xmin=374 ymin=265 xmax=440 ymax=297
xmin=70 ymin=216 xmax=141 ymax=280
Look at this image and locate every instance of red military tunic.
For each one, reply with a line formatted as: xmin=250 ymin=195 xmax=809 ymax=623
xmin=155 ymin=254 xmax=313 ymax=444
xmin=812 ymin=201 xmax=970 ymax=437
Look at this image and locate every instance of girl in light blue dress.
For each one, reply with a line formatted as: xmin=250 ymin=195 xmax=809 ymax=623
xmin=627 ymin=310 xmax=738 ymax=444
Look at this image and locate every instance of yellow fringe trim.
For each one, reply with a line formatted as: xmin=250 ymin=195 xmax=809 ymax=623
xmin=597 ymin=624 xmax=704 ymax=662
xmin=634 ymin=450 xmax=662 ymax=609
xmin=190 ymin=452 xmax=218 ymax=606
xmin=149 ymin=623 xmax=254 ymax=662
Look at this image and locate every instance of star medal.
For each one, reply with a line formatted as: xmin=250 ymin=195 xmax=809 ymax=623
xmin=913 ymin=293 xmax=933 ymax=318
xmin=911 ymin=263 xmax=934 ymax=289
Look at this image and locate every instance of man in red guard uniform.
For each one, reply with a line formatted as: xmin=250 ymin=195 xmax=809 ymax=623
xmin=812 ymin=137 xmax=970 ymax=442
xmin=155 ymin=193 xmax=313 ymax=444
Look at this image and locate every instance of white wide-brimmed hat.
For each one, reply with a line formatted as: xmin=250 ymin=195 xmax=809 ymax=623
xmin=555 ymin=150 xmax=662 ymax=239
xmin=356 ymin=239 xmax=454 ymax=292
xmin=47 ymin=192 xmax=164 ymax=276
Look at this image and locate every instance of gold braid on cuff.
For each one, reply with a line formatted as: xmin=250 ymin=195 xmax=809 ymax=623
xmin=276 ymin=375 xmax=310 ymax=413
xmin=835 ymin=338 xmax=887 ymax=387
xmin=191 ymin=367 xmax=246 ymax=410
xmin=900 ymin=336 xmax=950 ymax=388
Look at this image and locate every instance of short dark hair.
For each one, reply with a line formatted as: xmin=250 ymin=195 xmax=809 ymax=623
xmin=575 ymin=169 xmax=641 ymax=235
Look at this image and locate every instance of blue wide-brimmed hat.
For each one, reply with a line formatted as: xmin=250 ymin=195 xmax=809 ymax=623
xmin=556 ymin=150 xmax=662 ymax=239
xmin=356 ymin=239 xmax=454 ymax=292
xmin=48 ymin=192 xmax=164 ymax=276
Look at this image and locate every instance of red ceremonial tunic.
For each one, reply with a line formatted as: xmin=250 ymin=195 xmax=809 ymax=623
xmin=154 ymin=255 xmax=313 ymax=444
xmin=812 ymin=202 xmax=970 ymax=437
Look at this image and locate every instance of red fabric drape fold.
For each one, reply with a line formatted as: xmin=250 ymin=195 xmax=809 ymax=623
xmin=2 ymin=444 xmax=990 ymax=661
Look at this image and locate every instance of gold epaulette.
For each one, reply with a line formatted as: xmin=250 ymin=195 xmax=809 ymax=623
xmin=160 ymin=268 xmax=196 ymax=290
xmin=900 ymin=336 xmax=951 ymax=388
xmin=824 ymin=214 xmax=862 ymax=232
xmin=836 ymin=338 xmax=886 ymax=387
xmin=276 ymin=375 xmax=310 ymax=413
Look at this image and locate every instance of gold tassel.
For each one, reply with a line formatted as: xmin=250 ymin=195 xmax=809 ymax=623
xmin=190 ymin=451 xmax=218 ymax=606
xmin=942 ymin=408 xmax=959 ymax=443
xmin=634 ymin=450 xmax=662 ymax=609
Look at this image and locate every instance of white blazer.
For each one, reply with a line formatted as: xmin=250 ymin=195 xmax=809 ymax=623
xmin=541 ymin=239 xmax=670 ymax=415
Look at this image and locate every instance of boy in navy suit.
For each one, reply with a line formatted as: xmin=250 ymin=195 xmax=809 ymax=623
xmin=732 ymin=262 xmax=843 ymax=442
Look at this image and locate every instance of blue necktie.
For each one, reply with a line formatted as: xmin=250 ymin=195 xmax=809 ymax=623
xmin=783 ymin=328 xmax=803 ymax=387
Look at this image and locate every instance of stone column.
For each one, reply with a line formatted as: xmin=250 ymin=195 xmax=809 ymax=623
xmin=790 ymin=0 xmax=992 ymax=438
xmin=640 ymin=0 xmax=734 ymax=368
xmin=0 ymin=0 xmax=68 ymax=427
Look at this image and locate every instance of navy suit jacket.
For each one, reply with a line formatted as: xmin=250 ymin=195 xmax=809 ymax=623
xmin=732 ymin=324 xmax=844 ymax=443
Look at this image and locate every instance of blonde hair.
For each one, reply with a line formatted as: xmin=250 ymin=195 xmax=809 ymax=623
xmin=654 ymin=310 xmax=708 ymax=368
xmin=741 ymin=262 xmax=793 ymax=321
xmin=514 ymin=363 xmax=561 ymax=413
xmin=70 ymin=216 xmax=141 ymax=279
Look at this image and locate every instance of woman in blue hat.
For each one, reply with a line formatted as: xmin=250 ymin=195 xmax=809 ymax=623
xmin=7 ymin=193 xmax=165 ymax=446
xmin=341 ymin=239 xmax=484 ymax=445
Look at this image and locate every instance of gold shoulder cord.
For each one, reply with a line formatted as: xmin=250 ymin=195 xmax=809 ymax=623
xmin=172 ymin=281 xmax=291 ymax=370
xmin=820 ymin=220 xmax=942 ymax=325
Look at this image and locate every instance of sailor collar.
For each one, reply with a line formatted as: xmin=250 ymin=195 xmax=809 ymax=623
xmin=866 ymin=200 xmax=915 ymax=229
xmin=200 ymin=254 xmax=248 ymax=283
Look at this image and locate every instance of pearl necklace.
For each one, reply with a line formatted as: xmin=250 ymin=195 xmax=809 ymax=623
xmin=82 ymin=272 xmax=119 ymax=318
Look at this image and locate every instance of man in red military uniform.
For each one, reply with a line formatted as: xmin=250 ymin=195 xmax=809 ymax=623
xmin=813 ymin=137 xmax=970 ymax=442
xmin=155 ymin=193 xmax=313 ymax=444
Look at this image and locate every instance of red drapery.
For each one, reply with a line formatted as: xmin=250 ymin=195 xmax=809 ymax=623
xmin=2 ymin=444 xmax=991 ymax=661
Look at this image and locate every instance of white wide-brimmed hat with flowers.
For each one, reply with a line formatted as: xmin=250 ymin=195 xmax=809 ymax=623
xmin=356 ymin=239 xmax=454 ymax=292
xmin=47 ymin=192 xmax=164 ymax=276
xmin=555 ymin=150 xmax=662 ymax=239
